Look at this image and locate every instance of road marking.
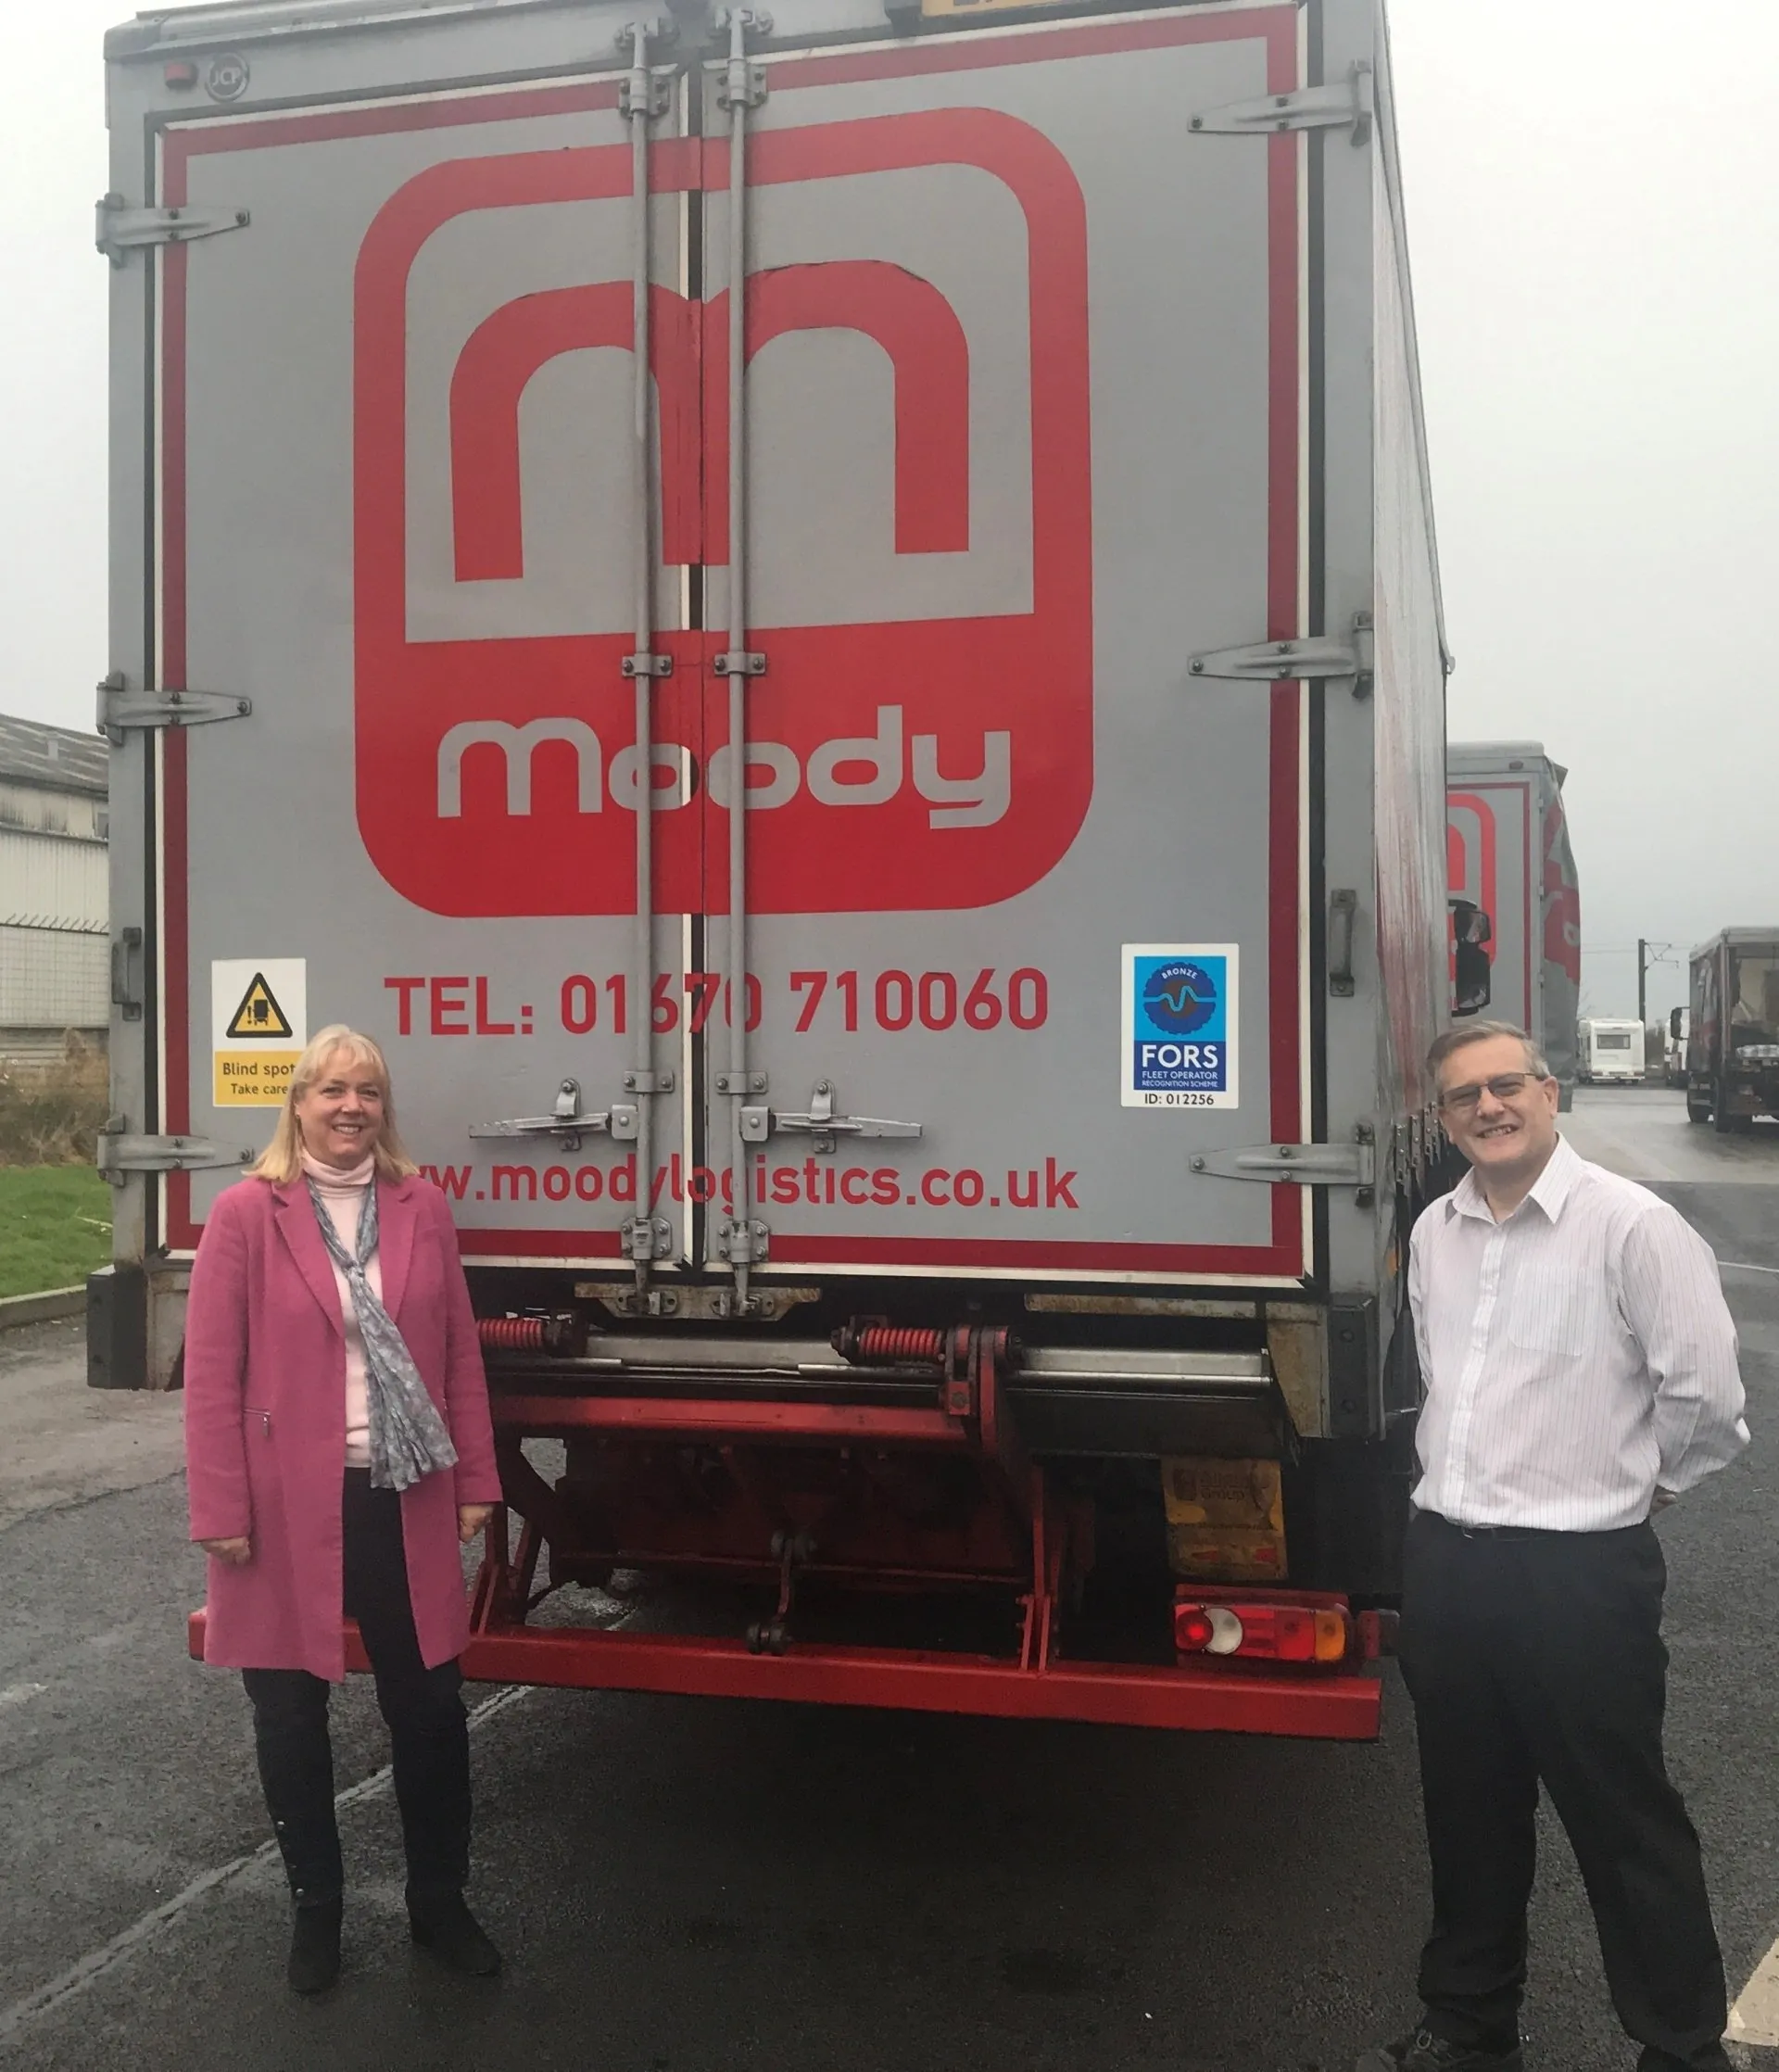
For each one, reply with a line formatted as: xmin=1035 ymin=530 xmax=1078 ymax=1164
xmin=1729 ymin=1931 xmax=1779 ymax=2048
xmin=0 ymin=1683 xmax=47 ymax=1709
xmin=0 ymin=1684 xmax=530 ymax=2047
xmin=1719 ymin=1260 xmax=1779 ymax=1277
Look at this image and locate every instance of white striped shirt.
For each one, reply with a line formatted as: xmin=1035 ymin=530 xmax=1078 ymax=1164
xmin=1408 ymin=1134 xmax=1748 ymax=1530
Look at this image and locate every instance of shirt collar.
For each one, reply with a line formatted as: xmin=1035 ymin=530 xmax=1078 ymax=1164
xmin=1444 ymin=1132 xmax=1580 ymax=1226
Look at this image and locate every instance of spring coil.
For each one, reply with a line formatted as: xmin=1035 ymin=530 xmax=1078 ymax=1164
xmin=849 ymin=1324 xmax=946 ymax=1366
xmin=476 ymin=1316 xmax=548 ymax=1352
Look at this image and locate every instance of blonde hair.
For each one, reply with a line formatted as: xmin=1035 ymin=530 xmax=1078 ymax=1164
xmin=247 ymin=1024 xmax=420 ymax=1183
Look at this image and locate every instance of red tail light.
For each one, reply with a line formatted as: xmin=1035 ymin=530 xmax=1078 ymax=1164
xmin=1176 ymin=1606 xmax=1216 ymax=1651
xmin=1173 ymin=1590 xmax=1354 ymax=1666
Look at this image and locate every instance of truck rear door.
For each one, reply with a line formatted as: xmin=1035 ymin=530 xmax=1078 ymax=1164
xmin=157 ymin=72 xmax=701 ymax=1262
xmin=1447 ymin=775 xmax=1533 ymax=1033
xmin=698 ymin=6 xmax=1312 ymax=1285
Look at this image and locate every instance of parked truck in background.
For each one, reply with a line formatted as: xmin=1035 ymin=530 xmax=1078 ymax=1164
xmin=1578 ymin=1018 xmax=1645 ymax=1086
xmin=90 ymin=0 xmax=1448 ymax=1740
xmin=1446 ymin=741 xmax=1581 ymax=1104
xmin=1686 ymin=931 xmax=1779 ymax=1132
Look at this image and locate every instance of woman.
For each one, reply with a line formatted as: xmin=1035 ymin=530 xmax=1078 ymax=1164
xmin=184 ymin=1024 xmax=503 ymax=1995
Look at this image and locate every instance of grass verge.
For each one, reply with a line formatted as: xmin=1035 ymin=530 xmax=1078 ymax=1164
xmin=0 ymin=1165 xmax=112 ymax=1300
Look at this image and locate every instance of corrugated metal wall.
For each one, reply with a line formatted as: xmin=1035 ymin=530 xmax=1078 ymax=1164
xmin=0 ymin=779 xmax=107 ymax=845
xmin=0 ymin=829 xmax=108 ymax=933
xmin=0 ymin=812 xmax=107 ymax=1047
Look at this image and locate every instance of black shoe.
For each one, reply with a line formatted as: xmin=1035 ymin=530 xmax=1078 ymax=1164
xmin=1355 ymin=2028 xmax=1522 ymax=2072
xmin=287 ymin=1898 xmax=343 ymax=1995
xmin=408 ymin=1889 xmax=501 ymax=1977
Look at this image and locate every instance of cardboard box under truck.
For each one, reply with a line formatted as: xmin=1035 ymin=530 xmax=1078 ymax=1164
xmin=91 ymin=0 xmax=1449 ymax=1738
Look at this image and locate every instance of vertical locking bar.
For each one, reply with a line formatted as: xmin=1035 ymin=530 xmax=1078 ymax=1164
xmin=718 ymin=8 xmax=765 ymax=1301
xmin=620 ymin=19 xmax=665 ymax=1284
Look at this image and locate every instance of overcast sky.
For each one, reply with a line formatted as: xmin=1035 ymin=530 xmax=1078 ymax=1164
xmin=2 ymin=0 xmax=1772 ymax=1023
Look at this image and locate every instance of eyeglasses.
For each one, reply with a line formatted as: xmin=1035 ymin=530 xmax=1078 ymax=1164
xmin=1437 ymin=1071 xmax=1547 ymax=1113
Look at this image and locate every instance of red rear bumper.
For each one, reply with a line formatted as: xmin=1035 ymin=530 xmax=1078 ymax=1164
xmin=187 ymin=1610 xmax=1382 ymax=1739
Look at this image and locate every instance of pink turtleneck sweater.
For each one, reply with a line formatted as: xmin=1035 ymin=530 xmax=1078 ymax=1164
xmin=301 ymin=1150 xmax=381 ymax=1471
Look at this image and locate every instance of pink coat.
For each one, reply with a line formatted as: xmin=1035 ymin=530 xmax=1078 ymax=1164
xmin=184 ymin=1172 xmax=501 ymax=1680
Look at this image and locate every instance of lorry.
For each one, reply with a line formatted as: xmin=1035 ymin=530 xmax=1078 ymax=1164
xmin=1445 ymin=740 xmax=1581 ymax=1102
xmin=1684 ymin=930 xmax=1779 ymax=1131
xmin=1577 ymin=1017 xmax=1645 ymax=1086
xmin=90 ymin=0 xmax=1450 ymax=1741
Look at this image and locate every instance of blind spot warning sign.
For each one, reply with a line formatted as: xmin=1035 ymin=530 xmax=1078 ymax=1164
xmin=211 ymin=958 xmax=307 ymax=1107
xmin=225 ymin=972 xmax=294 ymax=1041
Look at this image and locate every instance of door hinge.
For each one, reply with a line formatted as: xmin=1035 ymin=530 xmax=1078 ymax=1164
xmin=715 ymin=1218 xmax=770 ymax=1265
xmin=715 ymin=1071 xmax=768 ymax=1095
xmin=470 ymin=1079 xmax=625 ymax=1153
xmin=713 ymin=650 xmax=767 ymax=676
xmin=1187 ymin=613 xmax=1373 ymax=690
xmin=97 ymin=675 xmax=251 ymax=739
xmin=96 ymin=195 xmax=250 ymax=266
xmin=1190 ymin=61 xmax=1373 ymax=143
xmin=622 ymin=1068 xmax=675 ymax=1094
xmin=96 ymin=1127 xmax=252 ymax=1183
xmin=620 ymin=1214 xmax=675 ymax=1263
xmin=755 ymin=1080 xmax=923 ymax=1155
xmin=618 ymin=70 xmax=673 ymax=120
xmin=1190 ymin=1132 xmax=1377 ymax=1196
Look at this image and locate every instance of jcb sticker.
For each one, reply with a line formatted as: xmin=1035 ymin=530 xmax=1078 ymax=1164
xmin=211 ymin=958 xmax=307 ymax=1108
xmin=1120 ymin=944 xmax=1238 ymax=1110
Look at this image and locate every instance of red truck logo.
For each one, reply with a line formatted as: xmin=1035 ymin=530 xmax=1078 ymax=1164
xmin=352 ymin=111 xmax=1092 ymax=916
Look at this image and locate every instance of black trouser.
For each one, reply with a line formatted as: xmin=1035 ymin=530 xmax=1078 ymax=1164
xmin=244 ymin=1469 xmax=471 ymax=1908
xmin=1399 ymin=1509 xmax=1729 ymax=2072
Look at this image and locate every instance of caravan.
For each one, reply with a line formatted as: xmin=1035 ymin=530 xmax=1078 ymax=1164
xmin=1578 ymin=1019 xmax=1646 ymax=1085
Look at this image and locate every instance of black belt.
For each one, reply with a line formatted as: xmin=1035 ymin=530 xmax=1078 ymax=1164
xmin=1416 ymin=1509 xmax=1642 ymax=1543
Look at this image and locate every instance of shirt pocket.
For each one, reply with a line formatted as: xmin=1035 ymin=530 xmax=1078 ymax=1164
xmin=1504 ymin=1266 xmax=1590 ymax=1358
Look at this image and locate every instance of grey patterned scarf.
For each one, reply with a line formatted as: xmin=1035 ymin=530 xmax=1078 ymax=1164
xmin=306 ymin=1175 xmax=459 ymax=1492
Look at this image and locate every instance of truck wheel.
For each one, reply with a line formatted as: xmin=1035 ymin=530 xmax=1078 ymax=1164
xmin=1686 ymin=1085 xmax=1710 ymax=1123
xmin=1712 ymin=1082 xmax=1751 ymax=1133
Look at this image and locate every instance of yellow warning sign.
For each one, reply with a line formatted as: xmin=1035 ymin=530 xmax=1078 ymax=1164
xmin=210 ymin=958 xmax=306 ymax=1108
xmin=214 ymin=1051 xmax=301 ymax=1105
xmin=225 ymin=972 xmax=294 ymax=1042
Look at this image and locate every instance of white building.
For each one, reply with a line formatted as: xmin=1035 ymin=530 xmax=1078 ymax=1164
xmin=0 ymin=715 xmax=109 ymax=1065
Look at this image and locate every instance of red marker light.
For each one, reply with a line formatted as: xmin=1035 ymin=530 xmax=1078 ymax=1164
xmin=164 ymin=59 xmax=199 ymax=88
xmin=1176 ymin=1605 xmax=1215 ymax=1651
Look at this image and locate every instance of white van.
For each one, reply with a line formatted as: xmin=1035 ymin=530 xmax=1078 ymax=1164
xmin=1579 ymin=1019 xmax=1646 ymax=1085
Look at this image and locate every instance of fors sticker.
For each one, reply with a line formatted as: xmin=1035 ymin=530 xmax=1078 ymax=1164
xmin=1120 ymin=944 xmax=1238 ymax=1109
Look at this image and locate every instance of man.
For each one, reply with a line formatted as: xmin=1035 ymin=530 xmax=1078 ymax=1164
xmin=1359 ymin=1021 xmax=1748 ymax=2072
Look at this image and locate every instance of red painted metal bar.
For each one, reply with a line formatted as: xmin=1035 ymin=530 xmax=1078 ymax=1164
xmin=187 ymin=1612 xmax=1381 ymax=1738
xmin=488 ymin=1394 xmax=970 ymax=1447
xmin=457 ymin=1626 xmax=1382 ymax=1738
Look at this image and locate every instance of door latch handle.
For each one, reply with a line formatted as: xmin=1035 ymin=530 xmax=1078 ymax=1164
xmin=767 ymin=1080 xmax=924 ymax=1155
xmin=1329 ymin=889 xmax=1357 ymax=997
xmin=110 ymin=927 xmax=144 ymax=1023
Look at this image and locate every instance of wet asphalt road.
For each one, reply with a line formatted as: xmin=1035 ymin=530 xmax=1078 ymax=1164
xmin=2 ymin=1090 xmax=1777 ymax=2072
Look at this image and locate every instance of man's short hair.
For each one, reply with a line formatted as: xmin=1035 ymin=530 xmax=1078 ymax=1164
xmin=1426 ymin=1020 xmax=1552 ymax=1085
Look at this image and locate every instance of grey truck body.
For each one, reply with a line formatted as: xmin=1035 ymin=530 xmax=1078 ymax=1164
xmin=1446 ymin=739 xmax=1581 ymax=1104
xmin=94 ymin=0 xmax=1447 ymax=1602
xmin=1686 ymin=929 xmax=1779 ymax=1131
